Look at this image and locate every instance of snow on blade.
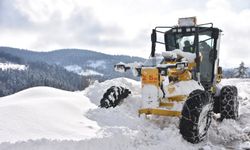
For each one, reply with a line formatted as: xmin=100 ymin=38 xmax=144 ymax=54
xmin=162 ymin=49 xmax=196 ymax=63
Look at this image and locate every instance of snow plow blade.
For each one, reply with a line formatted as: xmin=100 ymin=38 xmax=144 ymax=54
xmin=138 ymin=108 xmax=181 ymax=117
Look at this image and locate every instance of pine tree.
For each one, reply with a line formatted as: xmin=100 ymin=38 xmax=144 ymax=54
xmin=233 ymin=62 xmax=248 ymax=78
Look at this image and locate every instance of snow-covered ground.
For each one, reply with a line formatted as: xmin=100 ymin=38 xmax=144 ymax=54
xmin=0 ymin=63 xmax=27 ymax=71
xmin=0 ymin=78 xmax=250 ymax=150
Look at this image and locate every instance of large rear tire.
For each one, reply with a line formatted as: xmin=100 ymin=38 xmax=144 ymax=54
xmin=220 ymin=85 xmax=239 ymax=121
xmin=180 ymin=89 xmax=213 ymax=143
xmin=100 ymin=86 xmax=131 ymax=108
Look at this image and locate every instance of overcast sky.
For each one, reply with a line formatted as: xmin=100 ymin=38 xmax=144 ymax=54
xmin=0 ymin=0 xmax=250 ymax=68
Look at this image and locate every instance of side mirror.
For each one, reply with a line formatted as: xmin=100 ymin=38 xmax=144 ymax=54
xmin=151 ymin=29 xmax=157 ymax=43
xmin=151 ymin=29 xmax=157 ymax=57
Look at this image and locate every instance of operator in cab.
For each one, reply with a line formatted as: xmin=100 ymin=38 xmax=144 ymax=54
xmin=183 ymin=40 xmax=194 ymax=53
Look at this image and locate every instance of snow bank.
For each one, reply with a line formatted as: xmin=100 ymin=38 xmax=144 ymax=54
xmin=208 ymin=79 xmax=250 ymax=149
xmin=84 ymin=78 xmax=141 ymax=105
xmin=0 ymin=87 xmax=99 ymax=143
xmin=0 ymin=78 xmax=250 ymax=149
xmin=84 ymin=78 xmax=217 ymax=149
xmin=221 ymin=78 xmax=250 ymax=100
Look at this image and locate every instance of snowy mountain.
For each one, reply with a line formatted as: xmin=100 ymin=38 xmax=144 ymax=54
xmin=0 ymin=78 xmax=249 ymax=149
xmin=0 ymin=47 xmax=145 ymax=97
xmin=0 ymin=61 xmax=90 ymax=97
xmin=0 ymin=47 xmax=145 ymax=80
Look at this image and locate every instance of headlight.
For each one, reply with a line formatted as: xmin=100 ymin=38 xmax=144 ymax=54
xmin=176 ymin=63 xmax=185 ymax=70
xmin=176 ymin=62 xmax=188 ymax=70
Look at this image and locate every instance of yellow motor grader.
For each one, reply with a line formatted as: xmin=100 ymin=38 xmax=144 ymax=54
xmin=100 ymin=17 xmax=239 ymax=143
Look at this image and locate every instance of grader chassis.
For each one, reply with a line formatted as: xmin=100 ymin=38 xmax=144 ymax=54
xmin=100 ymin=17 xmax=239 ymax=143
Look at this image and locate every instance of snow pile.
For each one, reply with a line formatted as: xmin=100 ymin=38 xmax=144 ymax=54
xmin=162 ymin=49 xmax=196 ymax=63
xmin=164 ymin=80 xmax=204 ymax=97
xmin=84 ymin=78 xmax=140 ymax=106
xmin=0 ymin=87 xmax=99 ymax=143
xmin=0 ymin=63 xmax=27 ymax=71
xmin=0 ymin=78 xmax=250 ymax=149
xmin=208 ymin=79 xmax=250 ymax=149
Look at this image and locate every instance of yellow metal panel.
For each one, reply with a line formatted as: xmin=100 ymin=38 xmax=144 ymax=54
xmin=138 ymin=108 xmax=181 ymax=117
xmin=159 ymin=102 xmax=174 ymax=107
xmin=188 ymin=62 xmax=196 ymax=70
xmin=167 ymin=85 xmax=176 ymax=94
xmin=162 ymin=60 xmax=194 ymax=81
xmin=216 ymin=74 xmax=222 ymax=83
xmin=141 ymin=68 xmax=159 ymax=86
xmin=167 ymin=69 xmax=191 ymax=81
xmin=168 ymin=95 xmax=187 ymax=101
xmin=178 ymin=70 xmax=192 ymax=81
xmin=210 ymin=86 xmax=216 ymax=93
xmin=163 ymin=95 xmax=187 ymax=102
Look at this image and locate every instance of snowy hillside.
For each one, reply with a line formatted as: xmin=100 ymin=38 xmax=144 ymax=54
xmin=0 ymin=78 xmax=250 ymax=149
xmin=0 ymin=47 xmax=144 ymax=80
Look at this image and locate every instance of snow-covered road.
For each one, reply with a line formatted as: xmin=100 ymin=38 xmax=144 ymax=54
xmin=0 ymin=78 xmax=250 ymax=150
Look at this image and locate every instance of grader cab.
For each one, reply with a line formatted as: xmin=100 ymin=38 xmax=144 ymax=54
xmin=100 ymin=17 xmax=239 ymax=143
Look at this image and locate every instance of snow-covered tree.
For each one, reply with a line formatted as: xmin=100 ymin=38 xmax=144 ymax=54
xmin=233 ymin=62 xmax=248 ymax=78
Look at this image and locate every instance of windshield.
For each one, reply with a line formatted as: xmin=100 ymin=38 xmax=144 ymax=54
xmin=166 ymin=32 xmax=195 ymax=53
xmin=165 ymin=29 xmax=213 ymax=52
xmin=199 ymin=32 xmax=214 ymax=83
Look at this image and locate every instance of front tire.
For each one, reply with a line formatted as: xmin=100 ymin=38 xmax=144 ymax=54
xmin=180 ymin=89 xmax=213 ymax=143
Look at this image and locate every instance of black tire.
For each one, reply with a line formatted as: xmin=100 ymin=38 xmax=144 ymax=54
xmin=220 ymin=85 xmax=239 ymax=121
xmin=180 ymin=89 xmax=213 ymax=143
xmin=100 ymin=86 xmax=131 ymax=108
